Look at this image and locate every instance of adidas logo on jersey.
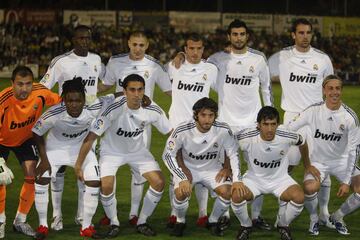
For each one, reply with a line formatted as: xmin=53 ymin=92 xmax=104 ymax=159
xmin=225 ymin=75 xmax=251 ymax=85
xmin=253 ymin=158 xmax=281 ymax=168
xmin=116 ymin=127 xmax=143 ymax=138
xmin=82 ymin=76 xmax=96 ymax=86
xmin=314 ymin=129 xmax=342 ymax=141
xmin=189 ymin=151 xmax=217 ymax=160
xmin=327 ymin=117 xmax=333 ymax=121
xmin=10 ymin=116 xmax=36 ymax=129
xmin=289 ymin=72 xmax=316 ymax=83
xmin=301 ymin=60 xmax=306 ymax=64
xmin=202 ymin=140 xmax=208 ymax=144
xmin=177 ymin=80 xmax=204 ymax=92
xmin=62 ymin=129 xmax=88 ymax=138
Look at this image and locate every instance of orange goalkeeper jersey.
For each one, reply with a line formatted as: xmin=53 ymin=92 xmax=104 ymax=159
xmin=0 ymin=83 xmax=61 ymax=147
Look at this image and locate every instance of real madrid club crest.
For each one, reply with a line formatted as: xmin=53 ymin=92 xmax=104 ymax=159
xmin=249 ymin=66 xmax=254 ymax=73
xmin=213 ymin=142 xmax=218 ymax=148
xmin=339 ymin=124 xmax=345 ymax=132
xmin=94 ymin=65 xmax=97 ymax=72
xmin=144 ymin=71 xmax=149 ymax=79
xmin=140 ymin=121 xmax=146 ymax=129
xmin=280 ymin=150 xmax=285 ymax=156
xmin=313 ymin=64 xmax=318 ymax=71
xmin=203 ymin=74 xmax=207 ymax=81
xmin=167 ymin=140 xmax=175 ymax=151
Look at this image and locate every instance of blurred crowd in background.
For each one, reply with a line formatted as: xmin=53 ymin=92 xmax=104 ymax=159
xmin=1 ymin=22 xmax=359 ymax=82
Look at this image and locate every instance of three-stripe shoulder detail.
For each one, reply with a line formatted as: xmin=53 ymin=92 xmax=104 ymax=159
xmin=101 ymin=98 xmax=127 ymax=117
xmin=42 ymin=105 xmax=67 ymax=120
xmin=144 ymin=55 xmax=167 ymax=72
xmin=276 ymin=129 xmax=298 ymax=140
xmin=342 ymin=103 xmax=359 ymax=127
xmin=171 ymin=122 xmax=196 ymax=138
xmin=49 ymin=51 xmax=73 ymax=68
xmin=144 ymin=105 xmax=163 ymax=115
xmin=237 ymin=129 xmax=260 ymax=141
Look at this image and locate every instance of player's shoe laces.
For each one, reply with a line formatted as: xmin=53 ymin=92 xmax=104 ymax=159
xmin=329 ymin=216 xmax=350 ymax=235
xmin=206 ymin=221 xmax=224 ymax=236
xmin=129 ymin=215 xmax=139 ymax=226
xmin=34 ymin=225 xmax=48 ymax=240
xmin=166 ymin=215 xmax=177 ymax=229
xmin=50 ymin=216 xmax=63 ymax=231
xmin=74 ymin=216 xmax=83 ymax=226
xmin=277 ymin=225 xmax=293 ymax=240
xmin=13 ymin=220 xmax=36 ymax=237
xmin=308 ymin=221 xmax=319 ymax=236
xmin=236 ymin=226 xmax=252 ymax=240
xmin=170 ymin=222 xmax=186 ymax=237
xmin=80 ymin=226 xmax=102 ymax=239
xmin=252 ymin=216 xmax=271 ymax=231
xmin=106 ymin=225 xmax=120 ymax=238
xmin=319 ymin=217 xmax=335 ymax=229
xmin=196 ymin=216 xmax=208 ymax=227
xmin=136 ymin=223 xmax=156 ymax=236
xmin=0 ymin=222 xmax=5 ymax=239
xmin=98 ymin=214 xmax=111 ymax=226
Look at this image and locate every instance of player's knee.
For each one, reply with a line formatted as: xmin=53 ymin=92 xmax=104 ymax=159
xmin=216 ymin=185 xmax=231 ymax=200
xmin=148 ymin=173 xmax=165 ymax=192
xmin=292 ymin=190 xmax=304 ymax=204
xmin=85 ymin=180 xmax=100 ymax=188
xmin=35 ymin=177 xmax=50 ymax=185
xmin=101 ymin=182 xmax=114 ymax=195
xmin=231 ymin=191 xmax=245 ymax=203
xmin=351 ymin=175 xmax=360 ymax=193
xmin=303 ymin=180 xmax=319 ymax=195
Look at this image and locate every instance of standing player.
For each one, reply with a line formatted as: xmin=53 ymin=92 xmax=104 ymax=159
xmin=32 ymin=78 xmax=116 ymax=239
xmin=269 ymin=18 xmax=334 ymax=230
xmin=40 ymin=25 xmax=104 ymax=229
xmin=0 ymin=66 xmax=61 ymax=238
xmin=207 ymin=19 xmax=273 ymax=229
xmin=76 ymin=74 xmax=172 ymax=237
xmin=163 ymin=97 xmax=242 ymax=237
xmin=99 ymin=31 xmax=172 ymax=225
xmin=167 ymin=33 xmax=218 ymax=226
xmin=233 ymin=106 xmax=310 ymax=240
xmin=287 ymin=75 xmax=360 ymax=235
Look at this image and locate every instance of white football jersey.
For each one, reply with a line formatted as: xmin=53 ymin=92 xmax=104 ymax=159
xmin=168 ymin=60 xmax=217 ymax=128
xmin=103 ymin=53 xmax=171 ymax=99
xmin=91 ymin=96 xmax=172 ymax=155
xmin=208 ymin=49 xmax=273 ymax=128
xmin=236 ymin=126 xmax=303 ymax=179
xmin=40 ymin=50 xmax=103 ymax=104
xmin=32 ymin=95 xmax=114 ymax=150
xmin=287 ymin=102 xmax=359 ymax=183
xmin=269 ymin=46 xmax=333 ymax=113
xmin=163 ymin=120 xmax=241 ymax=182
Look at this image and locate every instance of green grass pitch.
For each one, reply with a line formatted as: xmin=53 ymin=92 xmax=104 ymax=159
xmin=1 ymin=79 xmax=360 ymax=239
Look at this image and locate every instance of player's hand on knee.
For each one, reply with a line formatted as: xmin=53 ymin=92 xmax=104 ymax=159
xmin=171 ymin=52 xmax=185 ymax=69
xmin=305 ymin=165 xmax=321 ymax=182
xmin=0 ymin=157 xmax=14 ymax=185
xmin=232 ymin=181 xmax=248 ymax=198
xmin=141 ymin=95 xmax=152 ymax=107
xmin=179 ymin=180 xmax=192 ymax=197
xmin=74 ymin=163 xmax=84 ymax=182
xmin=337 ymin=183 xmax=350 ymax=197
xmin=215 ymin=168 xmax=232 ymax=183
xmin=35 ymin=160 xmax=51 ymax=180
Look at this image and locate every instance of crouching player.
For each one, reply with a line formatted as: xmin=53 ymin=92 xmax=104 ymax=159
xmin=288 ymin=75 xmax=360 ymax=235
xmin=162 ymin=97 xmax=243 ymax=237
xmin=233 ymin=106 xmax=312 ymax=240
xmin=76 ymin=74 xmax=172 ymax=237
xmin=32 ymin=78 xmax=116 ymax=239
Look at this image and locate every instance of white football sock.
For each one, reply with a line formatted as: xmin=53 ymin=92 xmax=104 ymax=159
xmin=82 ymin=186 xmax=99 ymax=229
xmin=137 ymin=186 xmax=163 ymax=225
xmin=173 ymin=197 xmax=189 ymax=223
xmin=100 ymin=192 xmax=119 ymax=226
xmin=195 ymin=184 xmax=209 ymax=217
xmin=51 ymin=172 xmax=64 ymax=218
xmin=251 ymin=195 xmax=264 ymax=220
xmin=35 ymin=183 xmax=49 ymax=227
xmin=231 ymin=200 xmax=252 ymax=227
xmin=129 ymin=176 xmax=144 ymax=218
xmin=305 ymin=192 xmax=319 ymax=222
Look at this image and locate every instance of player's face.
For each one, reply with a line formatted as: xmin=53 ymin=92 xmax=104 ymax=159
xmin=73 ymin=29 xmax=91 ymax=55
xmin=128 ymin=36 xmax=149 ymax=61
xmin=323 ymin=79 xmax=342 ymax=108
xmin=292 ymin=24 xmax=312 ymax=51
xmin=258 ymin=118 xmax=278 ymax=141
xmin=196 ymin=109 xmax=216 ymax=133
xmin=124 ymin=81 xmax=145 ymax=109
xmin=64 ymin=92 xmax=85 ymax=118
xmin=12 ymin=75 xmax=33 ymax=100
xmin=185 ymin=40 xmax=204 ymax=64
xmin=228 ymin=27 xmax=248 ymax=51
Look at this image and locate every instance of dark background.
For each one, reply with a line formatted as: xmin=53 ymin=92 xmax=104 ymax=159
xmin=0 ymin=0 xmax=359 ymax=17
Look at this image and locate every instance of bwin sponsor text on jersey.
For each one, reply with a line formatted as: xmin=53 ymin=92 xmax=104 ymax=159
xmin=225 ymin=74 xmax=251 ymax=85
